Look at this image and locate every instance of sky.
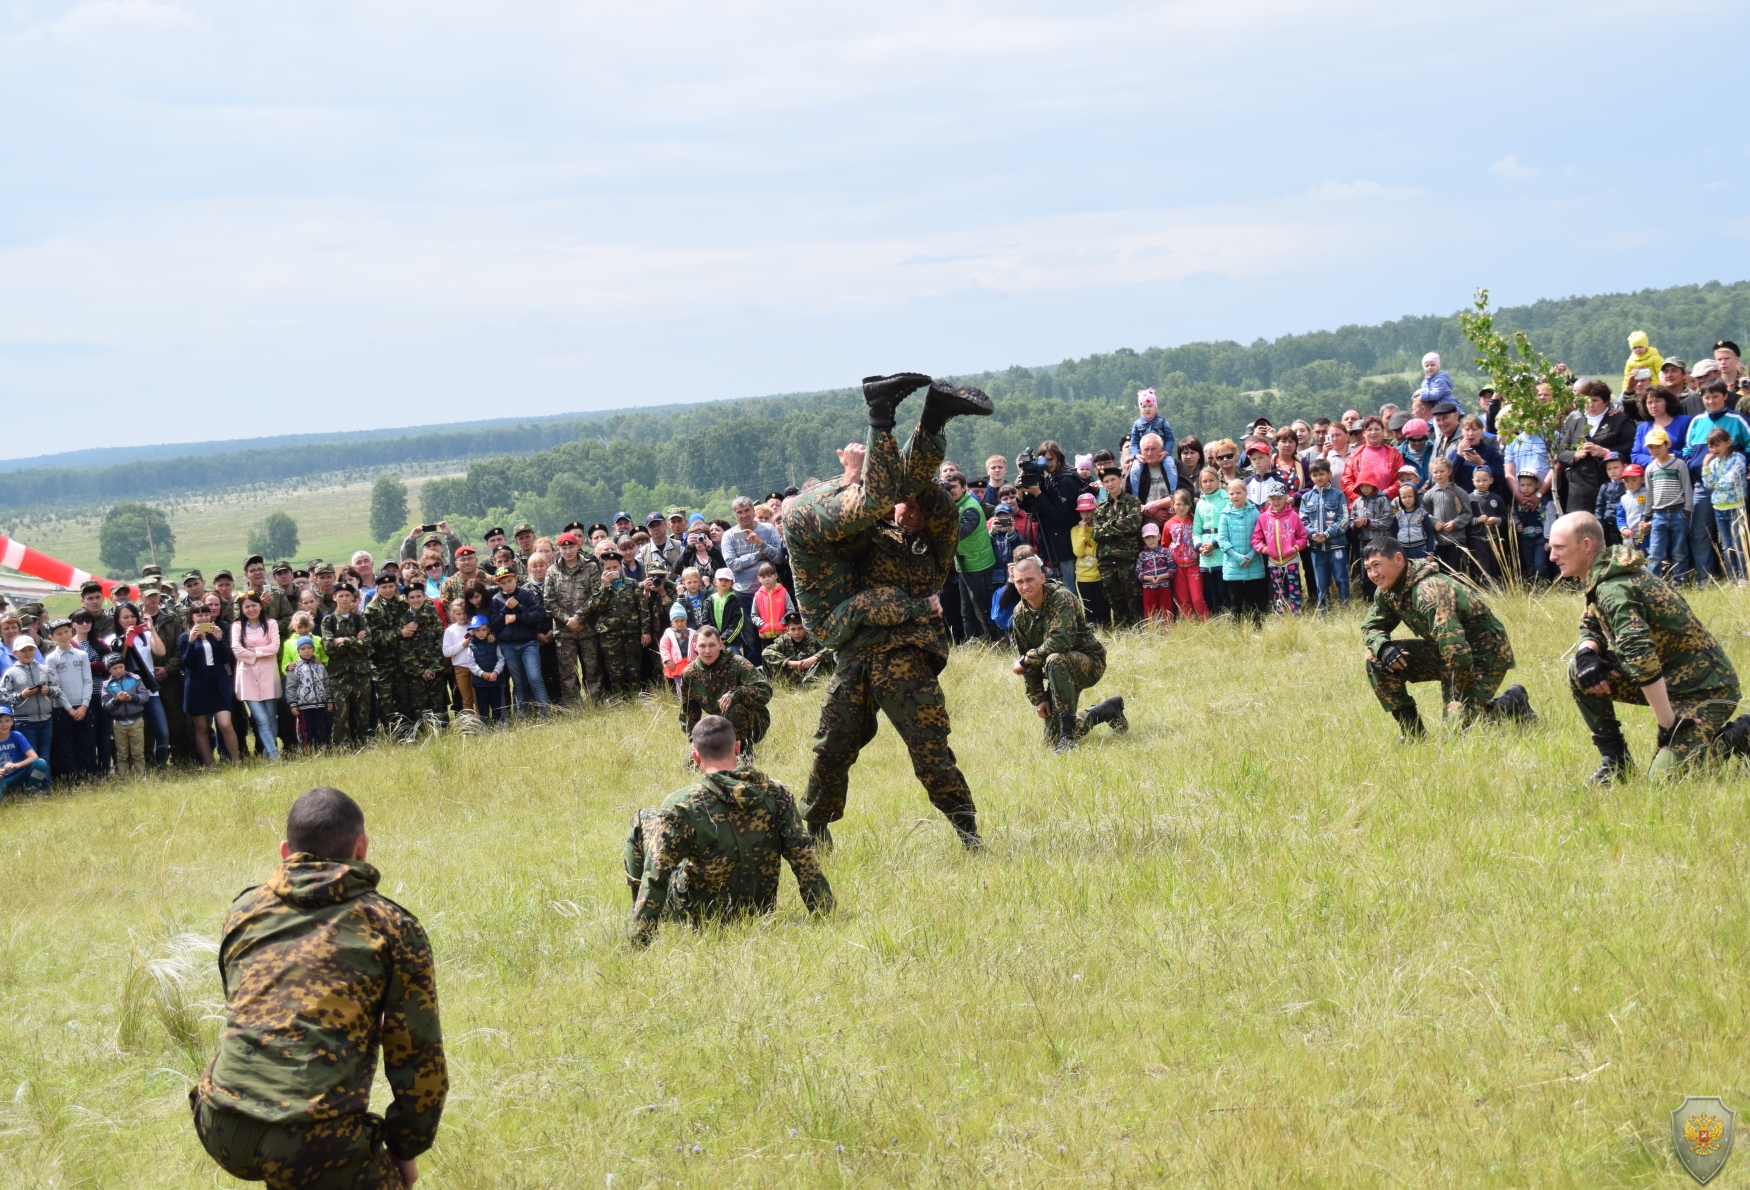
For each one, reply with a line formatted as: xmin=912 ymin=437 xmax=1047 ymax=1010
xmin=2 ymin=0 xmax=1747 ymax=460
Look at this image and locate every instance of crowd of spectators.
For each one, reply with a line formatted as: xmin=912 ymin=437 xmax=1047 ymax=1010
xmin=1 ymin=336 xmax=1746 ymax=797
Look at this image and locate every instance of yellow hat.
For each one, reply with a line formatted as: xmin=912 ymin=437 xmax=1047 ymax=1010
xmin=1644 ymin=427 xmax=1670 ymax=446
xmin=1628 ymin=330 xmax=1649 ymax=348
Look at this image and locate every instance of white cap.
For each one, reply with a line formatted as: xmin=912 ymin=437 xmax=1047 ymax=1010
xmin=1141 ymin=522 xmax=1161 ymax=536
xmin=11 ymin=636 xmax=36 ymax=653
xmin=714 ymin=567 xmax=734 ymax=582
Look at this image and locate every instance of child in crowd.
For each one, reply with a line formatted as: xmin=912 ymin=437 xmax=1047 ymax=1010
xmin=752 ymin=562 xmax=789 ymax=641
xmin=1424 ymin=458 xmax=1471 ymax=575
xmin=1466 ymin=465 xmax=1507 ymax=582
xmin=1071 ymin=492 xmax=1108 ymax=625
xmin=1398 ymin=421 xmax=1433 ymax=487
xmin=1216 ymin=478 xmax=1267 ymax=626
xmin=0 ymin=705 xmax=50 ymax=798
xmin=1252 ymin=481 xmax=1308 ymax=614
xmin=1165 ymin=489 xmax=1208 ymax=620
xmin=989 ymin=504 xmax=1024 ymax=571
xmin=1192 ymin=467 xmax=1228 ymax=615
xmin=1622 ymin=330 xmax=1663 ymax=393
xmin=678 ymin=567 xmax=708 ymax=629
xmin=1593 ymin=454 xmax=1627 ymax=547
xmin=1513 ymin=473 xmax=1552 ymax=584
xmin=1133 ymin=522 xmax=1176 ymax=625
xmin=1642 ymin=427 xmax=1693 ymax=582
xmin=1349 ymin=477 xmax=1394 ymax=598
xmin=99 ymin=652 xmax=148 ymax=777
xmin=1243 ymin=441 xmax=1275 ymax=506
xmin=442 ymin=600 xmax=476 ymax=713
xmin=284 ymin=636 xmax=332 ymax=748
xmin=1701 ymin=426 xmax=1748 ymax=584
xmin=1129 ymin=388 xmax=1173 ymax=454
xmin=1616 ymin=464 xmax=1648 ymax=548
xmin=1394 ymin=483 xmax=1433 ymax=561
xmin=1300 ymin=458 xmax=1350 ymax=610
xmin=660 ymin=605 xmax=695 ymax=695
xmin=464 ymin=614 xmax=506 ymax=722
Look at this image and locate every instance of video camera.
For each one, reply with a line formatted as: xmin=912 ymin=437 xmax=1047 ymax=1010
xmin=1016 ymin=446 xmax=1049 ymax=487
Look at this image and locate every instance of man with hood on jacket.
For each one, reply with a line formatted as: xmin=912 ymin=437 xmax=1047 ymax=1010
xmin=1547 ymin=512 xmax=1748 ymax=782
xmin=1360 ymin=535 xmax=1534 ymax=740
xmin=625 ymin=715 xmax=833 ymax=947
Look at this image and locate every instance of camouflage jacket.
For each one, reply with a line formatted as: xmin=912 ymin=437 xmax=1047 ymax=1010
xmin=542 ymin=555 xmax=602 ymax=636
xmin=1012 ymin=581 xmax=1106 ymax=669
xmin=680 ymin=651 xmax=772 ymax=732
xmin=1091 ymin=491 xmax=1144 ymax=562
xmin=154 ymin=606 xmax=187 ymax=677
xmin=627 ymin=765 xmax=832 ymax=946
xmin=1581 ymin=546 xmax=1738 ymax=694
xmin=320 ymin=611 xmax=373 ymax=678
xmin=197 ymin=857 xmax=447 ymax=1159
xmin=400 ymin=604 xmax=446 ymax=678
xmin=363 ymin=594 xmax=412 ymax=666
xmin=264 ymin=589 xmax=299 ymax=638
xmin=586 ymin=575 xmax=652 ymax=639
xmin=816 ymin=485 xmax=959 ymax=658
xmin=763 ymin=629 xmax=834 ymax=683
xmin=435 ymin=570 xmax=483 ymax=616
xmin=1362 ymin=558 xmax=1511 ymax=692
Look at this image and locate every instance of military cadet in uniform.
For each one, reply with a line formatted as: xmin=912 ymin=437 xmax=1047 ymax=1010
xmin=1547 ymin=512 xmax=1747 ymax=781
xmin=78 ymin=579 xmax=116 ymax=639
xmin=511 ymin=522 xmax=538 ymax=576
xmin=436 ymin=546 xmax=483 ymax=612
xmin=310 ymin=563 xmax=339 ymax=623
xmin=401 ymin=586 xmax=448 ymax=731
xmin=679 ymin=626 xmax=772 ymax=755
xmin=763 ymin=610 xmax=833 ymax=686
xmin=543 ymin=531 xmax=604 ymax=703
xmin=179 ymin=569 xmax=206 ymax=612
xmin=1009 ymin=555 xmax=1127 ymax=752
xmin=190 ymin=786 xmax=446 ymax=1189
xmin=362 ymin=569 xmax=414 ymax=734
xmin=624 ymin=715 xmax=832 ymax=948
xmin=266 ymin=561 xmax=300 ymax=638
xmin=1092 ymin=465 xmax=1145 ymax=626
xmin=211 ymin=569 xmax=238 ymax=627
xmin=321 ymin=583 xmax=373 ymax=746
xmin=1359 ymin=535 xmax=1534 ymax=740
xmin=586 ymin=552 xmax=651 ymax=697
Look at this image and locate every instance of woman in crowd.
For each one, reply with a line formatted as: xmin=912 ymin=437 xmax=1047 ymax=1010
xmin=108 ymin=601 xmax=167 ymax=768
xmin=1174 ymin=436 xmax=1205 ymax=495
xmin=1631 ymin=386 xmax=1691 ymax=469
xmin=180 ymin=601 xmax=239 ymax=765
xmin=1270 ymin=428 xmax=1308 ymax=499
xmin=526 ymin=552 xmax=562 ymax=702
xmin=1344 ymin=415 xmax=1403 ymax=501
xmin=231 ymin=590 xmax=282 ymax=760
xmin=684 ymin=522 xmax=726 ymax=578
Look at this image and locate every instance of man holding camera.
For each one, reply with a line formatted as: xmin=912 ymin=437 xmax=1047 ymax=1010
xmin=1547 ymin=512 xmax=1747 ymax=781
xmin=1360 ymin=535 xmax=1533 ymax=740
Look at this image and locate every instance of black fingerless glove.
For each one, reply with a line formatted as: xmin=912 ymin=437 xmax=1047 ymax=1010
xmin=1375 ymin=641 xmax=1406 ymax=670
xmin=1573 ymin=649 xmax=1612 ymax=689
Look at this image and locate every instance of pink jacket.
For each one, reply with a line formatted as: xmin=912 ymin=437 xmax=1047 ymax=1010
xmin=659 ymin=626 xmax=696 ymax=680
xmin=1251 ymin=505 xmax=1308 ymax=563
xmin=231 ymin=618 xmax=282 ymax=701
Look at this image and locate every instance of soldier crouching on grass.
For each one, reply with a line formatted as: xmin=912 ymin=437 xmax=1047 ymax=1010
xmin=191 ymin=786 xmax=446 ymax=1189
xmin=1008 ymin=555 xmax=1127 ymax=753
xmin=1546 ymin=511 xmax=1750 ymax=782
xmin=1360 ymin=535 xmax=1534 ymax=741
xmin=625 ymin=714 xmax=833 ymax=948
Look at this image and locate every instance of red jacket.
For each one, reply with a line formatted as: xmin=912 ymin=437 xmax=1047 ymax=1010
xmin=753 ymin=583 xmax=789 ymax=638
xmin=1343 ymin=443 xmax=1405 ymax=503
xmin=1251 ymin=504 xmax=1308 ymax=563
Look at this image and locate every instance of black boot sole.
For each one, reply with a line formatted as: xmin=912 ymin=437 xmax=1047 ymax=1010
xmin=922 ymin=380 xmax=994 ymax=421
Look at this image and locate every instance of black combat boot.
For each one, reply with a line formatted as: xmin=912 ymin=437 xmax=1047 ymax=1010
xmin=861 ymin=373 xmax=933 ymax=431
xmin=1081 ymin=695 xmax=1128 ymax=735
xmin=1053 ymin=712 xmax=1082 ymax=754
xmin=1715 ymin=715 xmax=1750 ymax=759
xmin=1490 ymin=684 xmax=1537 ymax=724
xmin=1588 ymin=726 xmax=1633 ymax=784
xmin=947 ymin=807 xmax=983 ymax=851
xmin=1392 ymin=707 xmax=1426 ymax=741
xmin=806 ymin=820 xmax=833 ymax=852
xmin=919 ymin=379 xmax=994 ymax=435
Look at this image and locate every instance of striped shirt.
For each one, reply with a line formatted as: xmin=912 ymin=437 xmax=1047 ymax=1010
xmin=1644 ymin=455 xmax=1692 ymax=512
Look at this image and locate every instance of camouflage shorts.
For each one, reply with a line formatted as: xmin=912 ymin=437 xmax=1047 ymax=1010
xmin=192 ymin=1095 xmax=399 ymax=1190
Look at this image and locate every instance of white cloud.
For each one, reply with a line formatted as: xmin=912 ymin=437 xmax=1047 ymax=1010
xmin=1490 ymin=153 xmax=1538 ymax=179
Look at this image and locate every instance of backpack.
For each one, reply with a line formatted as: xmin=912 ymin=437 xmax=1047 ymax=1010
xmin=990 ymin=587 xmax=1015 ymax=632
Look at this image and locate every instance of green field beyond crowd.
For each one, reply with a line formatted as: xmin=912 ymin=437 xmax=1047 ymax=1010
xmin=3 ymin=589 xmax=1749 ymax=1187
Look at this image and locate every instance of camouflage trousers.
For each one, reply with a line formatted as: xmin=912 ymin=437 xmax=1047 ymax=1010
xmin=1024 ymin=649 xmax=1107 ymax=739
xmin=371 ymin=666 xmax=410 ymax=730
xmin=555 ymin=630 xmax=603 ymax=702
xmin=329 ymin=674 xmax=371 ymax=746
xmin=1099 ymin=562 xmax=1143 ymax=627
xmin=801 ymin=645 xmax=974 ymax=827
xmin=1569 ymin=658 xmax=1740 ymax=768
xmin=600 ymin=633 xmax=644 ymax=696
xmin=407 ymin=672 xmax=448 ymax=720
xmin=782 ymin=423 xmax=944 ymax=631
xmin=191 ymin=1095 xmax=399 ymax=1190
xmin=1366 ymin=641 xmax=1510 ymax=721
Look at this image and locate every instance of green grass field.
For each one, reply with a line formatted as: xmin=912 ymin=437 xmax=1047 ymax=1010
xmin=3 ymin=587 xmax=1750 ymax=1187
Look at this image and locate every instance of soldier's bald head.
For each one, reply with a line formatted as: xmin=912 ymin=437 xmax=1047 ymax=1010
xmin=1553 ymin=511 xmax=1605 ymax=552
xmin=286 ymin=787 xmax=366 ymax=861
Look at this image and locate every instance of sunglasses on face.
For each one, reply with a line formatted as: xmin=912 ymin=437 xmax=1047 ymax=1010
xmin=1215 ymin=454 xmax=1235 ymax=463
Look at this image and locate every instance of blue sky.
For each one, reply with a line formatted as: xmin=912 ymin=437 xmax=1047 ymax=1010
xmin=1 ymin=0 xmax=1745 ymax=459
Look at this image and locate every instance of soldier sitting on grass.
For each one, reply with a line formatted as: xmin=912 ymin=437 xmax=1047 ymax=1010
xmin=763 ymin=610 xmax=833 ymax=685
xmin=191 ymin=786 xmax=446 ymax=1190
xmin=625 ymin=715 xmax=832 ymax=948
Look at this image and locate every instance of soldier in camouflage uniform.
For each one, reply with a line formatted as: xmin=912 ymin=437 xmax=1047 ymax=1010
xmin=1547 ymin=512 xmax=1746 ymax=781
xmin=625 ymin=715 xmax=832 ymax=947
xmin=190 ymin=787 xmax=445 ymax=1190
xmin=587 ymin=553 xmax=652 ymax=697
xmin=679 ymin=627 xmax=772 ymax=754
xmin=543 ymin=533 xmax=604 ymax=703
xmin=799 ymin=466 xmax=984 ymax=848
xmin=401 ymin=586 xmax=448 ymax=727
xmin=1092 ymin=466 xmax=1145 ymax=626
xmin=1008 ymin=556 xmax=1128 ymax=752
xmin=763 ymin=610 xmax=834 ymax=686
xmin=435 ymin=546 xmax=484 ymax=611
xmin=1360 ymin=535 xmax=1534 ymax=740
xmin=321 ymin=584 xmax=373 ymax=746
xmin=363 ymin=570 xmax=414 ymax=733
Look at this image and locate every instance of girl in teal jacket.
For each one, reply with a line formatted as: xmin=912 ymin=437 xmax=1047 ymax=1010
xmin=1214 ymin=479 xmax=1267 ymax=625
xmin=1191 ymin=468 xmax=1229 ymax=613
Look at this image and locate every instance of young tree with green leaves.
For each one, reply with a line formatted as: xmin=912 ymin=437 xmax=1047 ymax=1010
xmin=246 ymin=511 xmax=300 ymax=560
xmin=369 ymin=474 xmax=409 ymax=542
xmin=98 ymin=503 xmax=175 ymax=577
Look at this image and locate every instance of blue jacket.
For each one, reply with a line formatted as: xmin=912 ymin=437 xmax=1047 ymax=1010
xmin=1445 ymin=440 xmax=1504 ymax=493
xmin=1127 ymin=457 xmax=1181 ymax=505
xmin=490 ymin=584 xmax=549 ymax=645
xmin=1128 ymin=413 xmax=1176 ymax=458
xmin=1299 ymin=484 xmax=1350 ymax=550
xmin=1684 ymin=408 xmax=1750 ymax=469
xmin=1215 ymin=503 xmax=1264 ymax=580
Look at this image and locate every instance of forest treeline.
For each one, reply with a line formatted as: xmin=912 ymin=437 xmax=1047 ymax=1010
xmin=8 ymin=280 xmax=1749 ymax=534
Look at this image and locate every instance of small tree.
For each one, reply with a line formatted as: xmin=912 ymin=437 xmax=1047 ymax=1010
xmin=369 ymin=474 xmax=408 ymax=542
xmin=98 ymin=503 xmax=175 ymax=577
xmin=246 ymin=511 xmax=300 ymax=561
xmin=1459 ymin=287 xmax=1575 ymax=444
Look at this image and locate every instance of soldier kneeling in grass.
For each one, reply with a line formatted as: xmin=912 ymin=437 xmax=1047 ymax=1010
xmin=625 ymin=715 xmax=832 ymax=948
xmin=191 ymin=787 xmax=447 ymax=1189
